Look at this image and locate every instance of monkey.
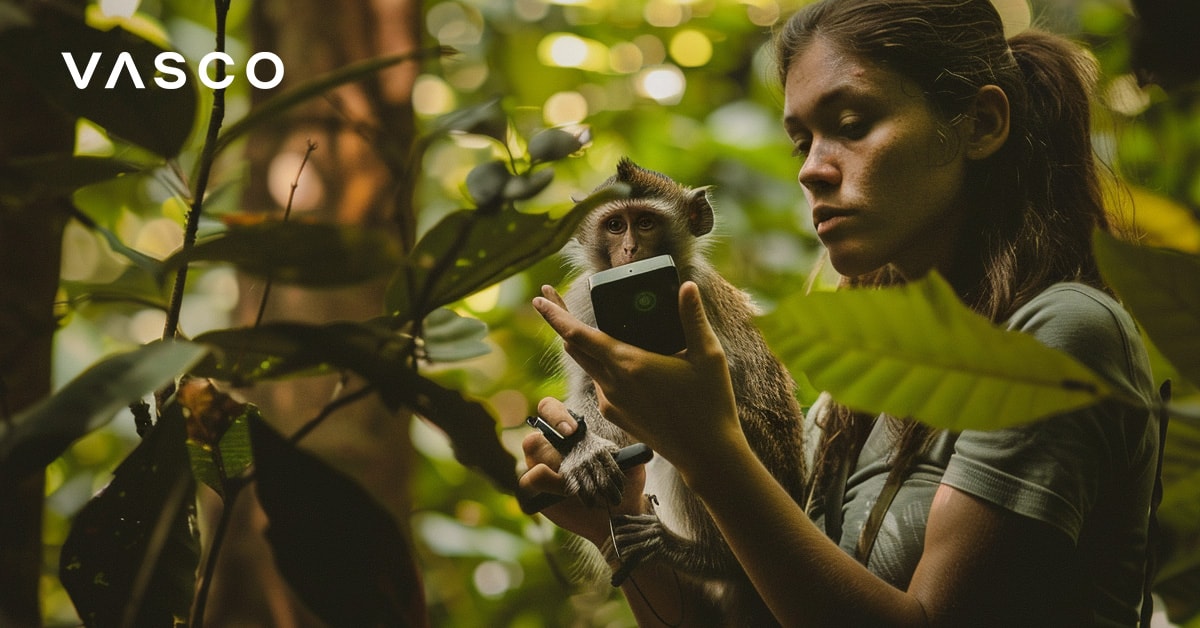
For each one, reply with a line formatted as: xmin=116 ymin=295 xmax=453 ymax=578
xmin=549 ymin=157 xmax=807 ymax=626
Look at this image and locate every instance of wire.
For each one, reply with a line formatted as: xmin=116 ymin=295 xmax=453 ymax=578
xmin=607 ymin=507 xmax=685 ymax=627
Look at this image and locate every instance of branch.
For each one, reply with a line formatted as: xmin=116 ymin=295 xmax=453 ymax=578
xmin=162 ymin=0 xmax=231 ymax=343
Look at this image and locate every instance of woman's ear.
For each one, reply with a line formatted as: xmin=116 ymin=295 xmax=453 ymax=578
xmin=964 ymin=85 xmax=1010 ymax=160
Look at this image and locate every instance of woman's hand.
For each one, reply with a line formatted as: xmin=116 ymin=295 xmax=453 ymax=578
xmin=531 ymin=281 xmax=747 ymax=481
xmin=519 ymin=398 xmax=649 ymax=545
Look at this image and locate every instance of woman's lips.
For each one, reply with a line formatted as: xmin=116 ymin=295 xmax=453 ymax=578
xmin=813 ymin=206 xmax=855 ymax=237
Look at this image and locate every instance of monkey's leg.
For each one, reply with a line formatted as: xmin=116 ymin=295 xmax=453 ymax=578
xmin=608 ymin=513 xmax=742 ymax=580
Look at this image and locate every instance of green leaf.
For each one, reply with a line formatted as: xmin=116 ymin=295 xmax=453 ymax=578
xmin=759 ymin=274 xmax=1112 ymax=431
xmin=249 ymin=414 xmax=426 ymax=627
xmin=191 ymin=322 xmax=381 ymax=384
xmin=186 ymin=405 xmax=257 ymax=500
xmin=385 ymin=183 xmax=630 ymax=322
xmin=0 ymin=154 xmax=140 ymax=202
xmin=465 ymin=160 xmax=511 ymax=209
xmin=162 ymin=222 xmax=402 ymax=287
xmin=503 ymin=167 xmax=555 ymax=202
xmin=0 ymin=341 xmax=207 ymax=476
xmin=527 ymin=128 xmax=585 ymax=164
xmin=409 ymin=373 xmax=520 ymax=494
xmin=423 ymin=308 xmax=490 ymax=363
xmin=428 ymin=96 xmax=507 ymax=144
xmin=0 ymin=7 xmax=197 ymax=157
xmin=215 ymin=46 xmax=451 ymax=154
xmin=60 ymin=404 xmax=198 ymax=627
xmin=1093 ymin=230 xmax=1200 ymax=388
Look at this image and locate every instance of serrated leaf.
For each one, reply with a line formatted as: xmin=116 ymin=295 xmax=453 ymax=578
xmin=503 ymin=167 xmax=555 ymax=202
xmin=0 ymin=341 xmax=207 ymax=476
xmin=0 ymin=8 xmax=197 ymax=157
xmin=186 ymin=411 xmax=254 ymax=500
xmin=180 ymin=378 xmax=258 ymax=500
xmin=385 ymin=183 xmax=630 ymax=323
xmin=465 ymin=160 xmax=511 ymax=209
xmin=60 ymin=404 xmax=198 ymax=627
xmin=1094 ymin=230 xmax=1200 ymax=388
xmin=759 ymin=273 xmax=1111 ymax=431
xmin=215 ymin=46 xmax=451 ymax=154
xmin=527 ymin=128 xmax=584 ymax=164
xmin=423 ymin=308 xmax=490 ymax=363
xmin=162 ymin=222 xmax=402 ymax=287
xmin=249 ymin=414 xmax=426 ymax=627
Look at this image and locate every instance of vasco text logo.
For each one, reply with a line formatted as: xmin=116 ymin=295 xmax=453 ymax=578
xmin=61 ymin=51 xmax=284 ymax=90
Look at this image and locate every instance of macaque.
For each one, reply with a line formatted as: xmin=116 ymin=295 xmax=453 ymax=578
xmin=552 ymin=158 xmax=807 ymax=625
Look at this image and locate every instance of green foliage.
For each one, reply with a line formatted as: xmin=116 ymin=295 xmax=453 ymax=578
xmin=213 ymin=46 xmax=452 ymax=155
xmin=162 ymin=222 xmax=404 ymax=287
xmin=384 ymin=180 xmax=628 ymax=322
xmin=13 ymin=0 xmax=1200 ymax=626
xmin=1094 ymin=230 xmax=1200 ymax=389
xmin=761 ymin=273 xmax=1114 ymax=430
xmin=0 ymin=341 xmax=207 ymax=477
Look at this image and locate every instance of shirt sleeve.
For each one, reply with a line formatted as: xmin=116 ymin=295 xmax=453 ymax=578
xmin=940 ymin=284 xmax=1153 ymax=542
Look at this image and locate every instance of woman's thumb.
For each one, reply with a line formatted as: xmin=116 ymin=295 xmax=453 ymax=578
xmin=679 ymin=281 xmax=720 ymax=356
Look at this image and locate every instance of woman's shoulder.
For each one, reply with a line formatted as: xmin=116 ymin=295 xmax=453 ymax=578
xmin=1007 ymin=282 xmax=1153 ymax=401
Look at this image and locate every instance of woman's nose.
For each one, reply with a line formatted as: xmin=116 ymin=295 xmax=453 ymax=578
xmin=798 ymin=142 xmax=841 ymax=192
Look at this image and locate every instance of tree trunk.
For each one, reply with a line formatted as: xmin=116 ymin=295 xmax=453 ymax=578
xmin=0 ymin=8 xmax=76 ymax=624
xmin=200 ymin=0 xmax=426 ymax=625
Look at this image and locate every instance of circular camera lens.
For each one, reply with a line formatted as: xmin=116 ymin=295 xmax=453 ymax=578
xmin=634 ymin=291 xmax=657 ymax=312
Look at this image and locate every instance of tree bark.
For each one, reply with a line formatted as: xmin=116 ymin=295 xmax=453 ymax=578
xmin=201 ymin=1 xmax=427 ymax=625
xmin=0 ymin=9 xmax=77 ymax=624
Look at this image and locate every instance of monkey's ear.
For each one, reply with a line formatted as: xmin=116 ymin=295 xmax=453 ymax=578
xmin=686 ymin=186 xmax=715 ymax=236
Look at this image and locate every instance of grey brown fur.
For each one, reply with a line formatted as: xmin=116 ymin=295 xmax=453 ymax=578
xmin=556 ymin=158 xmax=807 ymax=626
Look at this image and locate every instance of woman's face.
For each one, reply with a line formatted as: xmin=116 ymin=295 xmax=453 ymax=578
xmin=783 ymin=37 xmax=971 ymax=279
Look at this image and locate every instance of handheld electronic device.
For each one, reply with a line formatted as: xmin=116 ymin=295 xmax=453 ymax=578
xmin=589 ymin=254 xmax=686 ymax=355
xmin=518 ymin=414 xmax=653 ymax=514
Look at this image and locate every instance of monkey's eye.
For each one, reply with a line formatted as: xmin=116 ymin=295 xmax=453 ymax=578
xmin=605 ymin=217 xmax=626 ymax=233
xmin=635 ymin=216 xmax=657 ymax=231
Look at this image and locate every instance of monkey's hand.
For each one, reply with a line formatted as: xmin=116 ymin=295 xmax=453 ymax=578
xmin=559 ymin=431 xmax=626 ymax=507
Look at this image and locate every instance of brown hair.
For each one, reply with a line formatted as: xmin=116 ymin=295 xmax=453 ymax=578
xmin=775 ymin=0 xmax=1112 ymax=508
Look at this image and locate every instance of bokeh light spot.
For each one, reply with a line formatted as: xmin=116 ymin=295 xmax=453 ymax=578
xmin=670 ymin=29 xmax=712 ymax=68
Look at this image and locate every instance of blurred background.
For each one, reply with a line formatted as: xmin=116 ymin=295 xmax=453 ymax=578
xmin=42 ymin=0 xmax=1200 ymax=625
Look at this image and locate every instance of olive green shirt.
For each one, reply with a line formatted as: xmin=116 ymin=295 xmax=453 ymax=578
xmin=811 ymin=283 xmax=1159 ymax=626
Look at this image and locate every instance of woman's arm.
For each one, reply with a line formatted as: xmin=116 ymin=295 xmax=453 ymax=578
xmin=532 ymin=281 xmax=1077 ymax=627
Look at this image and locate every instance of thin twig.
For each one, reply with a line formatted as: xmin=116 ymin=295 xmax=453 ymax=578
xmin=253 ymin=140 xmax=318 ymax=327
xmin=290 ymin=384 xmax=376 ymax=444
xmin=191 ymin=473 xmax=249 ymax=628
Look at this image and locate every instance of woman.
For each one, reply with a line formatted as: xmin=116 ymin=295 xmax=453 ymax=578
xmin=521 ymin=0 xmax=1160 ymax=625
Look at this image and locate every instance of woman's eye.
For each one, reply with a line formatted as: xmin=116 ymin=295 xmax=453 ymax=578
xmin=606 ymin=218 xmax=625 ymax=233
xmin=839 ymin=118 xmax=868 ymax=139
xmin=791 ymin=139 xmax=811 ymax=159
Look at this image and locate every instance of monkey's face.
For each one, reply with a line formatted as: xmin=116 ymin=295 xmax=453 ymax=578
xmin=597 ymin=204 xmax=669 ymax=268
